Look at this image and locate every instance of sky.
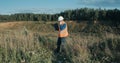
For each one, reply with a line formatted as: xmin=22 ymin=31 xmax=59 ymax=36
xmin=0 ymin=0 xmax=120 ymax=14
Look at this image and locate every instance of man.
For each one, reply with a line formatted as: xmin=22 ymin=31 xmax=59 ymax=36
xmin=55 ymin=16 xmax=69 ymax=53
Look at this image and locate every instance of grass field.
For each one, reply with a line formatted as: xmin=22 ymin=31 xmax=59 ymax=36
xmin=0 ymin=21 xmax=120 ymax=63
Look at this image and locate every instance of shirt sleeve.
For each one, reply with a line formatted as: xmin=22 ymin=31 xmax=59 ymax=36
xmin=60 ymin=23 xmax=66 ymax=31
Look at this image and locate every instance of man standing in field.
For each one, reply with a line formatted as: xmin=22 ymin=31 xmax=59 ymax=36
xmin=55 ymin=16 xmax=69 ymax=53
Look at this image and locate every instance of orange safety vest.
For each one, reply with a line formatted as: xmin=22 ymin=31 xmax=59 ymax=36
xmin=58 ymin=21 xmax=68 ymax=37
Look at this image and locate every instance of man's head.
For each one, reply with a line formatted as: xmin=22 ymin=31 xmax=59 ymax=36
xmin=58 ymin=16 xmax=64 ymax=21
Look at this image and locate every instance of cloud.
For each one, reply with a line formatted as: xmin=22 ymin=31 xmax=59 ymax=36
xmin=77 ymin=0 xmax=120 ymax=9
xmin=79 ymin=0 xmax=115 ymax=4
xmin=7 ymin=8 xmax=68 ymax=14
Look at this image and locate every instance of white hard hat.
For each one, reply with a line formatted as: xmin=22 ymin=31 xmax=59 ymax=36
xmin=58 ymin=16 xmax=64 ymax=21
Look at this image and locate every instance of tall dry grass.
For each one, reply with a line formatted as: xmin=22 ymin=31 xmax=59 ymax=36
xmin=0 ymin=21 xmax=119 ymax=63
xmin=0 ymin=30 xmax=53 ymax=63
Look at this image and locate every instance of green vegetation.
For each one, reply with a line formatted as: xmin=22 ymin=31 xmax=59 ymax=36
xmin=0 ymin=8 xmax=120 ymax=27
xmin=0 ymin=21 xmax=119 ymax=63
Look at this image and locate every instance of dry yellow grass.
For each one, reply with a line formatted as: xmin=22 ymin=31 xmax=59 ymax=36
xmin=0 ymin=21 xmax=119 ymax=63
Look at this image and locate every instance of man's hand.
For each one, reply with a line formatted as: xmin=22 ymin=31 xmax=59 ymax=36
xmin=52 ymin=23 xmax=59 ymax=31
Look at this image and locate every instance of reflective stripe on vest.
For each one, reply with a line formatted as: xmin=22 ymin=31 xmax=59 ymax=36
xmin=58 ymin=22 xmax=68 ymax=37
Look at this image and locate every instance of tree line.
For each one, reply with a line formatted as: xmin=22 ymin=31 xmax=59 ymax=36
xmin=0 ymin=8 xmax=120 ymax=24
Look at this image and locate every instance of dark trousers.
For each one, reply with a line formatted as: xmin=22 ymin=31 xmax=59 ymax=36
xmin=56 ymin=37 xmax=66 ymax=53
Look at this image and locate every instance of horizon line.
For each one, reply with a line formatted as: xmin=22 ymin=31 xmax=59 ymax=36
xmin=0 ymin=7 xmax=120 ymax=15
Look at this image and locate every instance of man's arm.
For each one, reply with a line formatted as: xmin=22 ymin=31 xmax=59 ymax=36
xmin=60 ymin=23 xmax=66 ymax=31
